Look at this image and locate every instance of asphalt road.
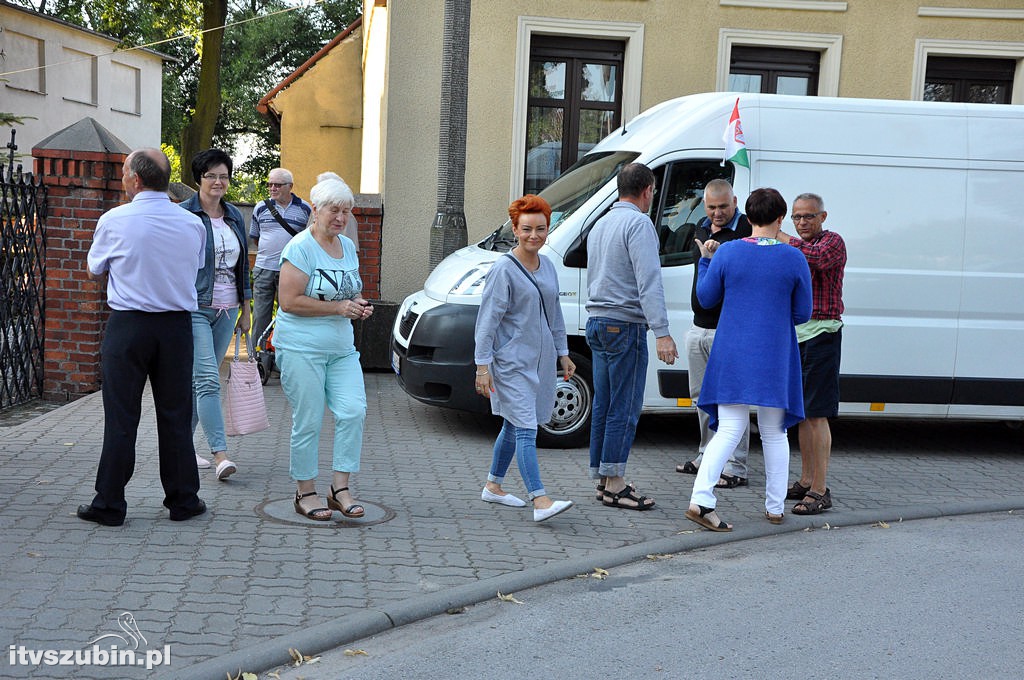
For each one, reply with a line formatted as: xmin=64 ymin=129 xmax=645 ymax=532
xmin=271 ymin=511 xmax=1024 ymax=680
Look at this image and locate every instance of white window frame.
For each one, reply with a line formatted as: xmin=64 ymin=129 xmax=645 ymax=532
xmin=510 ymin=16 xmax=644 ymax=201
xmin=912 ymin=39 xmax=1024 ymax=104
xmin=720 ymin=0 xmax=847 ymax=9
xmin=716 ymin=28 xmax=843 ymax=96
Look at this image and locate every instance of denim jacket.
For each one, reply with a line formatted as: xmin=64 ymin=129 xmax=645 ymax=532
xmin=179 ymin=194 xmax=252 ymax=307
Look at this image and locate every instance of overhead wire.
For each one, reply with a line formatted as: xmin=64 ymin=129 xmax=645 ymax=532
xmin=0 ymin=0 xmax=325 ymax=79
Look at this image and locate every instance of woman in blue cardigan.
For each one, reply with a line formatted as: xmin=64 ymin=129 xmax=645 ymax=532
xmin=685 ymin=187 xmax=812 ymax=531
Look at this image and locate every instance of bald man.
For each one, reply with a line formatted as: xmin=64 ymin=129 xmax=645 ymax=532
xmin=78 ymin=148 xmax=208 ymax=526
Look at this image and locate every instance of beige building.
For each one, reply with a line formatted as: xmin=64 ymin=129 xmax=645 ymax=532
xmin=284 ymin=0 xmax=1024 ymax=301
xmin=257 ymin=18 xmax=364 ymax=199
xmin=0 ymin=0 xmax=166 ymax=163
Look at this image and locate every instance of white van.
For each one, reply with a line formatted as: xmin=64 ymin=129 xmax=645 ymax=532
xmin=391 ymin=92 xmax=1024 ymax=447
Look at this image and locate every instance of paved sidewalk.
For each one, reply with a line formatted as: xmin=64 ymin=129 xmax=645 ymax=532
xmin=1 ymin=372 xmax=1022 ymax=679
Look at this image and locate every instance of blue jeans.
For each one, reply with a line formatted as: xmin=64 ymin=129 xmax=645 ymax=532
xmin=191 ymin=307 xmax=238 ymax=453
xmin=586 ymin=317 xmax=648 ymax=479
xmin=488 ymin=420 xmax=545 ymax=499
xmin=278 ymin=348 xmax=365 ymax=481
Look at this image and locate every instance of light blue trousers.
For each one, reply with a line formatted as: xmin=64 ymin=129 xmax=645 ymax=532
xmin=278 ymin=348 xmax=365 ymax=481
xmin=191 ymin=307 xmax=238 ymax=453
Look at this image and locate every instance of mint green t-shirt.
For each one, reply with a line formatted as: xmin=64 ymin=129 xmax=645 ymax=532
xmin=795 ymin=318 xmax=842 ymax=344
xmin=273 ymin=229 xmax=362 ymax=355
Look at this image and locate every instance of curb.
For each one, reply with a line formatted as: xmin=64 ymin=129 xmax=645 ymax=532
xmin=168 ymin=498 xmax=1024 ymax=680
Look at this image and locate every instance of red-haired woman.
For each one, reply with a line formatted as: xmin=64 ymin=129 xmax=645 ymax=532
xmin=474 ymin=195 xmax=576 ymax=522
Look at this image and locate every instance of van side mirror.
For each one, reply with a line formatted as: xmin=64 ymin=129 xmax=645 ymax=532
xmin=563 ymin=223 xmax=593 ymax=268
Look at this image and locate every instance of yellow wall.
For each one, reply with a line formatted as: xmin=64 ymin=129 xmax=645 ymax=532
xmin=273 ymin=25 xmax=364 ymax=201
xmin=368 ymin=0 xmax=1024 ymax=300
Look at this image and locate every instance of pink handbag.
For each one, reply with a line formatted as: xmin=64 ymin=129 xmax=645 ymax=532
xmin=223 ymin=330 xmax=269 ymax=436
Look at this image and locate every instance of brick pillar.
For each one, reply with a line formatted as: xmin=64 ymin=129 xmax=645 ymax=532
xmin=33 ymin=148 xmax=127 ymax=401
xmin=353 ymin=194 xmax=383 ymax=301
xmin=351 ymin=194 xmax=395 ymax=369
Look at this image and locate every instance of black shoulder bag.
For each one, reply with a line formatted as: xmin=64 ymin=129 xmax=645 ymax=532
xmin=503 ymin=253 xmax=551 ymax=329
xmin=263 ymin=199 xmax=299 ymax=237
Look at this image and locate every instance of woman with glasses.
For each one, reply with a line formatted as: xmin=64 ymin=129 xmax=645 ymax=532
xmin=180 ymin=149 xmax=251 ymax=480
xmin=684 ymin=187 xmax=812 ymax=531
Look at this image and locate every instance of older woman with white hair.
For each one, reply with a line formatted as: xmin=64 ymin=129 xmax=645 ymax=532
xmin=275 ymin=173 xmax=373 ymax=521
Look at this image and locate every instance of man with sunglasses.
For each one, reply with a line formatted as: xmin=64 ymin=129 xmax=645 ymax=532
xmin=250 ymin=168 xmax=312 ymax=350
xmin=777 ymin=193 xmax=846 ymax=515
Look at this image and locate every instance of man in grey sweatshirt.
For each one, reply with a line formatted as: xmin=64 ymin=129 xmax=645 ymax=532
xmin=586 ymin=163 xmax=678 ymax=510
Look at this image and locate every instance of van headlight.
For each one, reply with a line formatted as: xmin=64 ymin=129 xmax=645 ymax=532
xmin=449 ymin=262 xmax=494 ymax=296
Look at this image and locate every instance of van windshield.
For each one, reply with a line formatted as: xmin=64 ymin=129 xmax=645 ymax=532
xmin=480 ymin=150 xmax=641 ymax=251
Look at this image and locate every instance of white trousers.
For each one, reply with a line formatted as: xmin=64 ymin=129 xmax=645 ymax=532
xmin=685 ymin=325 xmax=750 ymax=476
xmin=690 ymin=404 xmax=789 ymax=515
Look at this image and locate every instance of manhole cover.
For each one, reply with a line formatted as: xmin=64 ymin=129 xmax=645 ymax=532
xmin=255 ymin=497 xmax=395 ymax=527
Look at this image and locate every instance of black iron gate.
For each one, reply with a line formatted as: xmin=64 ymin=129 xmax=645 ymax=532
xmin=0 ymin=130 xmax=47 ymax=410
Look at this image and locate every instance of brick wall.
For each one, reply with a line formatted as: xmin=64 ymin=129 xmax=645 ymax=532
xmin=33 ymin=148 xmax=126 ymax=401
xmin=30 ymin=149 xmax=388 ymax=399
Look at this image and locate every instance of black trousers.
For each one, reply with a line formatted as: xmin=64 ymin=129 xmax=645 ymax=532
xmin=90 ymin=311 xmax=201 ymax=521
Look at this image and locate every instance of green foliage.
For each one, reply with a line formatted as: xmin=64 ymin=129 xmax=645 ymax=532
xmin=225 ymin=170 xmax=263 ymax=204
xmin=160 ymin=143 xmax=182 ymax=182
xmin=9 ymin=0 xmax=361 ymax=180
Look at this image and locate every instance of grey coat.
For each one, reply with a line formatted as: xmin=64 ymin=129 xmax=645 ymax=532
xmin=474 ymin=254 xmax=569 ymax=429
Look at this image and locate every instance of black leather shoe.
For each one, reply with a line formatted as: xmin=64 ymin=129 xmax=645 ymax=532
xmin=77 ymin=504 xmax=124 ymax=527
xmin=169 ymin=499 xmax=207 ymax=521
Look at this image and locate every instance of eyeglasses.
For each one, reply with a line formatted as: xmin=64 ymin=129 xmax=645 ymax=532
xmin=201 ymin=173 xmax=231 ymax=182
xmin=267 ymin=182 xmax=291 ymax=188
xmin=791 ymin=212 xmax=823 ymax=222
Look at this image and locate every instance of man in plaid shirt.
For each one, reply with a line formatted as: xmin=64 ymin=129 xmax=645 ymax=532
xmin=777 ymin=193 xmax=846 ymax=515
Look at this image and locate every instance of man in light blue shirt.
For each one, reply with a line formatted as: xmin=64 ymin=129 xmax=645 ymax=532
xmin=586 ymin=162 xmax=678 ymax=511
xmin=249 ymin=168 xmax=311 ymax=348
xmin=77 ymin=148 xmax=207 ymax=526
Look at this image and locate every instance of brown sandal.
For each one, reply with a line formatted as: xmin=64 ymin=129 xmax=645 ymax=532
xmin=792 ymin=490 xmax=829 ymax=515
xmin=684 ymin=504 xmax=732 ymax=532
xmin=765 ymin=511 xmax=784 ymax=525
xmin=328 ymin=485 xmax=365 ymax=518
xmin=786 ymin=480 xmax=811 ymax=500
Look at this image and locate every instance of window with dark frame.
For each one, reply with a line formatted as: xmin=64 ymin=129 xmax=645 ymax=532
xmin=525 ymin=36 xmax=624 ymax=195
xmin=728 ymin=46 xmax=820 ymax=96
xmin=924 ymin=56 xmax=1014 ymax=104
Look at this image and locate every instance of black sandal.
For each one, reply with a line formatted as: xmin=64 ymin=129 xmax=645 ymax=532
xmin=786 ymin=480 xmax=811 ymax=500
xmin=684 ymin=504 xmax=732 ymax=532
xmin=602 ymin=485 xmax=655 ymax=511
xmin=595 ymin=481 xmax=635 ymax=501
xmin=792 ymin=490 xmax=829 ymax=515
xmin=294 ymin=491 xmax=332 ymax=521
xmin=715 ymin=474 xmax=748 ymax=489
xmin=328 ymin=485 xmax=365 ymax=518
xmin=675 ymin=461 xmax=699 ymax=475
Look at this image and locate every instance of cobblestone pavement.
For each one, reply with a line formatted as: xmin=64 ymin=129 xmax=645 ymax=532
xmin=1 ymin=372 xmax=1022 ymax=679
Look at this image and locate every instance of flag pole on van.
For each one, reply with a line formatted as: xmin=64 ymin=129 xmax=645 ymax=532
xmin=723 ymin=97 xmax=749 ymax=168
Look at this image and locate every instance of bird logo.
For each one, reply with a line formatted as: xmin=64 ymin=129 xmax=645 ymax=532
xmin=87 ymin=612 xmax=147 ymax=649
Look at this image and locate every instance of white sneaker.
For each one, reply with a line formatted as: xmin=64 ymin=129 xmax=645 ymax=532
xmin=480 ymin=487 xmax=526 ymax=507
xmin=215 ymin=459 xmax=237 ymax=481
xmin=195 ymin=454 xmax=211 ymax=469
xmin=534 ymin=499 xmax=573 ymax=523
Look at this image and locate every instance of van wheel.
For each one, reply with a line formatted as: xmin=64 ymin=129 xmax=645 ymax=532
xmin=538 ymin=352 xmax=592 ymax=449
